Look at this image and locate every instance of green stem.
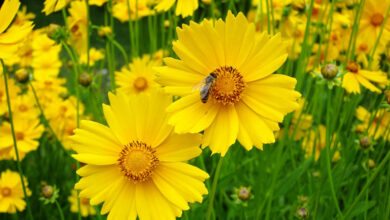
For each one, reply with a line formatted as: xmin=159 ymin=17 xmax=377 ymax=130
xmin=206 ymin=156 xmax=224 ymax=220
xmin=325 ymin=88 xmax=344 ymax=218
xmin=1 ymin=59 xmax=34 ymax=220
xmin=55 ymin=200 xmax=65 ymax=220
xmin=344 ymin=150 xmax=390 ymax=218
xmin=85 ymin=0 xmax=91 ymax=71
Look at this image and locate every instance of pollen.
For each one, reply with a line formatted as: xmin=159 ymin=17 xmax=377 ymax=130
xmin=133 ymin=77 xmax=148 ymax=92
xmin=210 ymin=66 xmax=246 ymax=105
xmin=371 ymin=13 xmax=384 ymax=27
xmin=118 ymin=141 xmax=159 ymax=183
xmin=1 ymin=187 xmax=12 ymax=197
xmin=346 ymin=61 xmax=359 ymax=73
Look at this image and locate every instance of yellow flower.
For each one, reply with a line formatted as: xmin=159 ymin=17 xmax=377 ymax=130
xmin=43 ymin=0 xmax=71 ymax=15
xmin=0 ymin=170 xmax=31 ymax=213
xmin=68 ymin=189 xmax=96 ymax=217
xmin=342 ymin=61 xmax=388 ymax=94
xmin=68 ymin=0 xmax=88 ymax=54
xmin=32 ymin=33 xmax=62 ymax=57
xmin=89 ymin=0 xmax=108 ymax=6
xmin=80 ymin=48 xmax=104 ymax=65
xmin=359 ymin=0 xmax=390 ymax=46
xmin=113 ymin=0 xmax=153 ymax=22
xmin=155 ymin=0 xmax=198 ymax=18
xmin=11 ymin=93 xmax=40 ymax=120
xmin=0 ymin=77 xmax=21 ymax=116
xmin=32 ymin=54 xmax=62 ymax=80
xmin=356 ymin=106 xmax=390 ymax=141
xmin=72 ymin=90 xmax=209 ymax=219
xmin=0 ymin=115 xmax=44 ymax=160
xmin=13 ymin=6 xmax=35 ymax=27
xmin=0 ymin=0 xmax=33 ymax=59
xmin=156 ymin=12 xmax=301 ymax=156
xmin=31 ymin=77 xmax=67 ymax=107
xmin=302 ymin=125 xmax=341 ymax=162
xmin=116 ymin=55 xmax=160 ymax=95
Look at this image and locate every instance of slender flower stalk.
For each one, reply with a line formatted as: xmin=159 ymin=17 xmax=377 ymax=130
xmin=206 ymin=157 xmax=224 ymax=220
xmin=1 ymin=59 xmax=34 ymax=220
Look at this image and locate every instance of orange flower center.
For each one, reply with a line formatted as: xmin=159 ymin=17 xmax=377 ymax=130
xmin=359 ymin=43 xmax=368 ymax=52
xmin=1 ymin=187 xmax=12 ymax=197
xmin=19 ymin=104 xmax=28 ymax=112
xmin=210 ymin=66 xmax=246 ymax=105
xmin=118 ymin=141 xmax=159 ymax=183
xmin=15 ymin=132 xmax=24 ymax=141
xmin=133 ymin=77 xmax=148 ymax=92
xmin=346 ymin=61 xmax=359 ymax=73
xmin=81 ymin=198 xmax=89 ymax=205
xmin=371 ymin=13 xmax=384 ymax=27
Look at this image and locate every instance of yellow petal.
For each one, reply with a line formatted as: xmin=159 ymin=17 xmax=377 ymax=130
xmin=0 ymin=0 xmax=20 ymax=33
xmin=342 ymin=73 xmax=361 ymax=94
xmin=156 ymin=133 xmax=202 ymax=162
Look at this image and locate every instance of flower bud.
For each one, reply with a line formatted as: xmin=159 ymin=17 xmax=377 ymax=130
xmin=46 ymin=24 xmax=61 ymax=37
xmin=78 ymin=73 xmax=92 ymax=87
xmin=237 ymin=187 xmax=251 ymax=201
xmin=296 ymin=207 xmax=309 ymax=219
xmin=359 ymin=136 xmax=371 ymax=149
xmin=41 ymin=185 xmax=54 ymax=198
xmin=368 ymin=159 xmax=375 ymax=169
xmin=321 ymin=64 xmax=338 ymax=79
xmin=15 ymin=69 xmax=29 ymax=83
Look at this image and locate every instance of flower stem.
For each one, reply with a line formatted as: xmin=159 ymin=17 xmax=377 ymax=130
xmin=1 ymin=59 xmax=34 ymax=220
xmin=206 ymin=156 xmax=224 ymax=220
xmin=55 ymin=200 xmax=65 ymax=220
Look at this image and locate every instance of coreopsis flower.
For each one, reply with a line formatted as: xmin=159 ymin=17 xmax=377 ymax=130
xmin=156 ymin=12 xmax=301 ymax=156
xmin=0 ymin=170 xmax=31 ymax=213
xmin=0 ymin=115 xmax=44 ymax=160
xmin=31 ymin=77 xmax=67 ymax=107
xmin=11 ymin=93 xmax=40 ymax=120
xmin=0 ymin=77 xmax=21 ymax=116
xmin=68 ymin=190 xmax=96 ymax=217
xmin=13 ymin=6 xmax=36 ymax=27
xmin=89 ymin=0 xmax=108 ymax=6
xmin=342 ymin=61 xmax=388 ymax=94
xmin=71 ymin=90 xmax=209 ymax=219
xmin=302 ymin=125 xmax=340 ymax=162
xmin=80 ymin=48 xmax=104 ymax=65
xmin=32 ymin=54 xmax=62 ymax=79
xmin=359 ymin=0 xmax=390 ymax=46
xmin=116 ymin=55 xmax=160 ymax=95
xmin=0 ymin=0 xmax=33 ymax=59
xmin=67 ymin=0 xmax=88 ymax=55
xmin=356 ymin=106 xmax=390 ymax=141
xmin=155 ymin=0 xmax=198 ymax=18
xmin=43 ymin=0 xmax=71 ymax=15
xmin=113 ymin=0 xmax=153 ymax=22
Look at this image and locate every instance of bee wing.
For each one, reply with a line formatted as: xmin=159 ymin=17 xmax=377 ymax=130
xmin=200 ymin=83 xmax=212 ymax=99
xmin=191 ymin=79 xmax=206 ymax=92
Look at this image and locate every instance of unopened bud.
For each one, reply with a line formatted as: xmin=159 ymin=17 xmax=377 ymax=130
xmin=15 ymin=69 xmax=29 ymax=83
xmin=41 ymin=185 xmax=54 ymax=198
xmin=296 ymin=207 xmax=309 ymax=218
xmin=368 ymin=159 xmax=375 ymax=169
xmin=46 ymin=24 xmax=60 ymax=38
xmin=78 ymin=73 xmax=92 ymax=87
xmin=237 ymin=187 xmax=251 ymax=201
xmin=359 ymin=136 xmax=371 ymax=149
xmin=321 ymin=64 xmax=338 ymax=79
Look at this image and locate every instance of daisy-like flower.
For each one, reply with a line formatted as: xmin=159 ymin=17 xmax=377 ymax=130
xmin=71 ymin=90 xmax=209 ymax=219
xmin=0 ymin=115 xmax=44 ymax=160
xmin=43 ymin=0 xmax=71 ymax=15
xmin=0 ymin=0 xmax=33 ymax=59
xmin=68 ymin=189 xmax=96 ymax=217
xmin=155 ymin=0 xmax=198 ymax=18
xmin=80 ymin=48 xmax=104 ymax=66
xmin=359 ymin=0 xmax=390 ymax=45
xmin=156 ymin=12 xmax=301 ymax=156
xmin=356 ymin=106 xmax=390 ymax=141
xmin=342 ymin=61 xmax=388 ymax=94
xmin=115 ymin=55 xmax=160 ymax=95
xmin=0 ymin=77 xmax=21 ymax=116
xmin=113 ymin=0 xmax=153 ymax=22
xmin=0 ymin=170 xmax=31 ymax=213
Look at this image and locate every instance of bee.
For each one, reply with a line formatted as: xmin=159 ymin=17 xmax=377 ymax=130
xmin=193 ymin=73 xmax=217 ymax=103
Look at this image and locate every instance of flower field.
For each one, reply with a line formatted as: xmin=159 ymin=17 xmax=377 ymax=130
xmin=0 ymin=0 xmax=390 ymax=219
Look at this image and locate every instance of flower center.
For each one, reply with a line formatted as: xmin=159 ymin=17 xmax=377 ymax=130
xmin=359 ymin=43 xmax=368 ymax=52
xmin=81 ymin=198 xmax=89 ymax=205
xmin=1 ymin=187 xmax=11 ymax=197
xmin=118 ymin=141 xmax=159 ymax=183
xmin=210 ymin=66 xmax=245 ymax=105
xmin=15 ymin=132 xmax=24 ymax=141
xmin=346 ymin=61 xmax=359 ymax=73
xmin=19 ymin=104 xmax=28 ymax=112
xmin=371 ymin=13 xmax=384 ymax=27
xmin=133 ymin=77 xmax=148 ymax=92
